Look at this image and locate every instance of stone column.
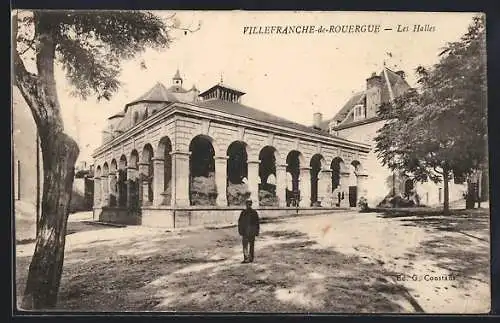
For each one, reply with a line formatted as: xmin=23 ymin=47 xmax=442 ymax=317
xmin=152 ymin=158 xmax=165 ymax=206
xmin=108 ymin=172 xmax=117 ymax=207
xmin=276 ymin=164 xmax=287 ymax=207
xmin=299 ymin=167 xmax=311 ymax=207
xmin=126 ymin=167 xmax=137 ymax=209
xmin=101 ymin=175 xmax=109 ymax=207
xmin=247 ymin=159 xmax=260 ymax=207
xmin=171 ymin=151 xmax=190 ymax=207
xmin=214 ymin=156 xmax=228 ymax=207
xmin=319 ymin=169 xmax=333 ymax=207
xmin=93 ymin=176 xmax=101 ymax=207
xmin=340 ymin=170 xmax=351 ymax=208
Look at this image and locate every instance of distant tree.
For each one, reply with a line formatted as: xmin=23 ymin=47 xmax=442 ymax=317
xmin=13 ymin=10 xmax=199 ymax=309
xmin=374 ymin=15 xmax=486 ymax=215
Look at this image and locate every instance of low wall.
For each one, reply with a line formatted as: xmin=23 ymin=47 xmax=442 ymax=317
xmin=93 ymin=207 xmax=141 ymax=225
xmin=139 ymin=206 xmax=350 ymax=229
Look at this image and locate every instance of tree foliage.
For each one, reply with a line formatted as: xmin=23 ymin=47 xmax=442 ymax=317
xmin=374 ymin=15 xmax=486 ymax=210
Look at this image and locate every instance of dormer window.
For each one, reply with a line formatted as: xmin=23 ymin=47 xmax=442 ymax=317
xmin=133 ymin=111 xmax=139 ymax=124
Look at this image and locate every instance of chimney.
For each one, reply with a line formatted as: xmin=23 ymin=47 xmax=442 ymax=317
xmin=313 ymin=112 xmax=322 ymax=129
xmin=396 ymin=70 xmax=406 ymax=79
xmin=366 ymin=72 xmax=382 ymax=89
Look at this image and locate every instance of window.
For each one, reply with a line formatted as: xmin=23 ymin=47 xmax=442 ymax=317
xmin=133 ymin=111 xmax=139 ymax=124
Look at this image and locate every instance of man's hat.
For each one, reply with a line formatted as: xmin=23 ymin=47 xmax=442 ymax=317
xmin=245 ymin=198 xmax=253 ymax=203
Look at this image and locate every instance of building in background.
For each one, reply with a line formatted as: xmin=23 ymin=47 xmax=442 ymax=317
xmin=13 ymin=87 xmax=95 ymax=241
xmin=320 ymin=66 xmax=469 ymax=207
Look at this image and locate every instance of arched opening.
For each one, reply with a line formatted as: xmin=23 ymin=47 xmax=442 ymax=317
xmin=158 ymin=137 xmax=173 ymax=205
xmin=189 ymin=135 xmax=216 ymax=205
xmin=331 ymin=157 xmax=344 ymax=207
xmin=310 ymin=154 xmax=324 ymax=206
xmin=129 ymin=150 xmax=140 ymax=209
xmin=110 ymin=159 xmax=118 ymax=206
xmin=286 ymin=150 xmax=303 ymax=206
xmin=118 ymin=155 xmax=127 ymax=207
xmin=258 ymin=146 xmax=278 ymax=206
xmin=227 ymin=141 xmax=249 ymax=206
xmin=141 ymin=144 xmax=154 ymax=204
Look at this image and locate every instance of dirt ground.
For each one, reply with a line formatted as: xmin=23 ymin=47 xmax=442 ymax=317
xmin=15 ymin=207 xmax=490 ymax=313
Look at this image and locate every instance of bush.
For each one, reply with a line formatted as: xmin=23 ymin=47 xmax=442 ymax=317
xmin=358 ymin=196 xmax=369 ymax=212
xmin=227 ymin=183 xmax=250 ymax=206
xmin=389 ymin=196 xmax=415 ymax=208
xmin=191 ymin=175 xmax=217 ymax=205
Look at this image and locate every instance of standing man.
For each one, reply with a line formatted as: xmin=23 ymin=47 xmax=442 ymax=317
xmin=238 ymin=199 xmax=260 ymax=263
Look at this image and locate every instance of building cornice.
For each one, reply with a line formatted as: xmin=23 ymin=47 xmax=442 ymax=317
xmin=92 ymin=101 xmax=371 ymax=158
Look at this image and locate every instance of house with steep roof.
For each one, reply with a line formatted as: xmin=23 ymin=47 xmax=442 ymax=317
xmin=321 ymin=66 xmax=467 ymax=207
xmin=92 ymin=70 xmax=372 ymax=227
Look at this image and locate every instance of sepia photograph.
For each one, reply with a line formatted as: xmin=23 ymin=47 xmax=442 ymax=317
xmin=12 ymin=10 xmax=489 ymax=313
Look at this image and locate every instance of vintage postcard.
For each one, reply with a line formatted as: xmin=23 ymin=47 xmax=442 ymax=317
xmin=13 ymin=10 xmax=489 ymax=313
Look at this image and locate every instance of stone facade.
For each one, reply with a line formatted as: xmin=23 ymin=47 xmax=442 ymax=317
xmin=92 ymin=71 xmax=371 ymax=226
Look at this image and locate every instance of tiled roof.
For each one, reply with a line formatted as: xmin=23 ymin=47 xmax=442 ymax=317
xmin=330 ymin=91 xmax=365 ymax=125
xmin=127 ymin=82 xmax=175 ymax=105
xmin=199 ymin=84 xmax=245 ymax=97
xmin=195 ymin=99 xmax=333 ymax=136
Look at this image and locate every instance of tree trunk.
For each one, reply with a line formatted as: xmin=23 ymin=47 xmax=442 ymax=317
xmin=14 ymin=12 xmax=80 ymax=309
xmin=443 ymin=168 xmax=450 ymax=216
xmin=21 ymin=131 xmax=79 ymax=309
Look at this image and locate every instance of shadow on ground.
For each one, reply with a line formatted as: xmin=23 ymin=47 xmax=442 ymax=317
xmin=15 ymin=226 xmax=423 ymax=313
xmin=380 ymin=208 xmax=489 ymax=289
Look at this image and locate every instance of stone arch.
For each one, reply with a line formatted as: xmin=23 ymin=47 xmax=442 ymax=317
xmin=226 ymin=141 xmax=249 ymax=206
xmin=95 ymin=165 xmax=102 ymax=177
xmin=310 ymin=153 xmax=325 ymax=206
xmin=141 ymin=143 xmax=154 ymax=204
xmin=286 ymin=150 xmax=304 ymax=206
xmin=186 ymin=132 xmax=222 ymax=157
xmin=258 ymin=145 xmax=279 ymax=206
xmin=189 ymin=134 xmax=216 ymax=205
xmin=129 ymin=149 xmax=139 ymax=169
xmin=330 ymin=157 xmax=344 ymax=192
xmin=118 ymin=155 xmax=128 ymax=206
xmin=102 ymin=162 xmax=109 ymax=176
xmin=157 ymin=136 xmax=173 ymax=205
xmin=110 ymin=159 xmax=117 ymax=173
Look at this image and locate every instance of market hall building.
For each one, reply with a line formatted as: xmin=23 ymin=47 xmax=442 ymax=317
xmin=91 ymin=70 xmax=371 ymax=227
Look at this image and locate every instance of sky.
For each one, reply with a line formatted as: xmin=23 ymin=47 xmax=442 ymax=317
xmin=18 ymin=11 xmax=479 ymax=164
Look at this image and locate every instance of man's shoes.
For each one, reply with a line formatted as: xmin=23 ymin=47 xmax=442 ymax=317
xmin=249 ymin=259 xmax=254 ymax=263
xmin=241 ymin=259 xmax=248 ymax=264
